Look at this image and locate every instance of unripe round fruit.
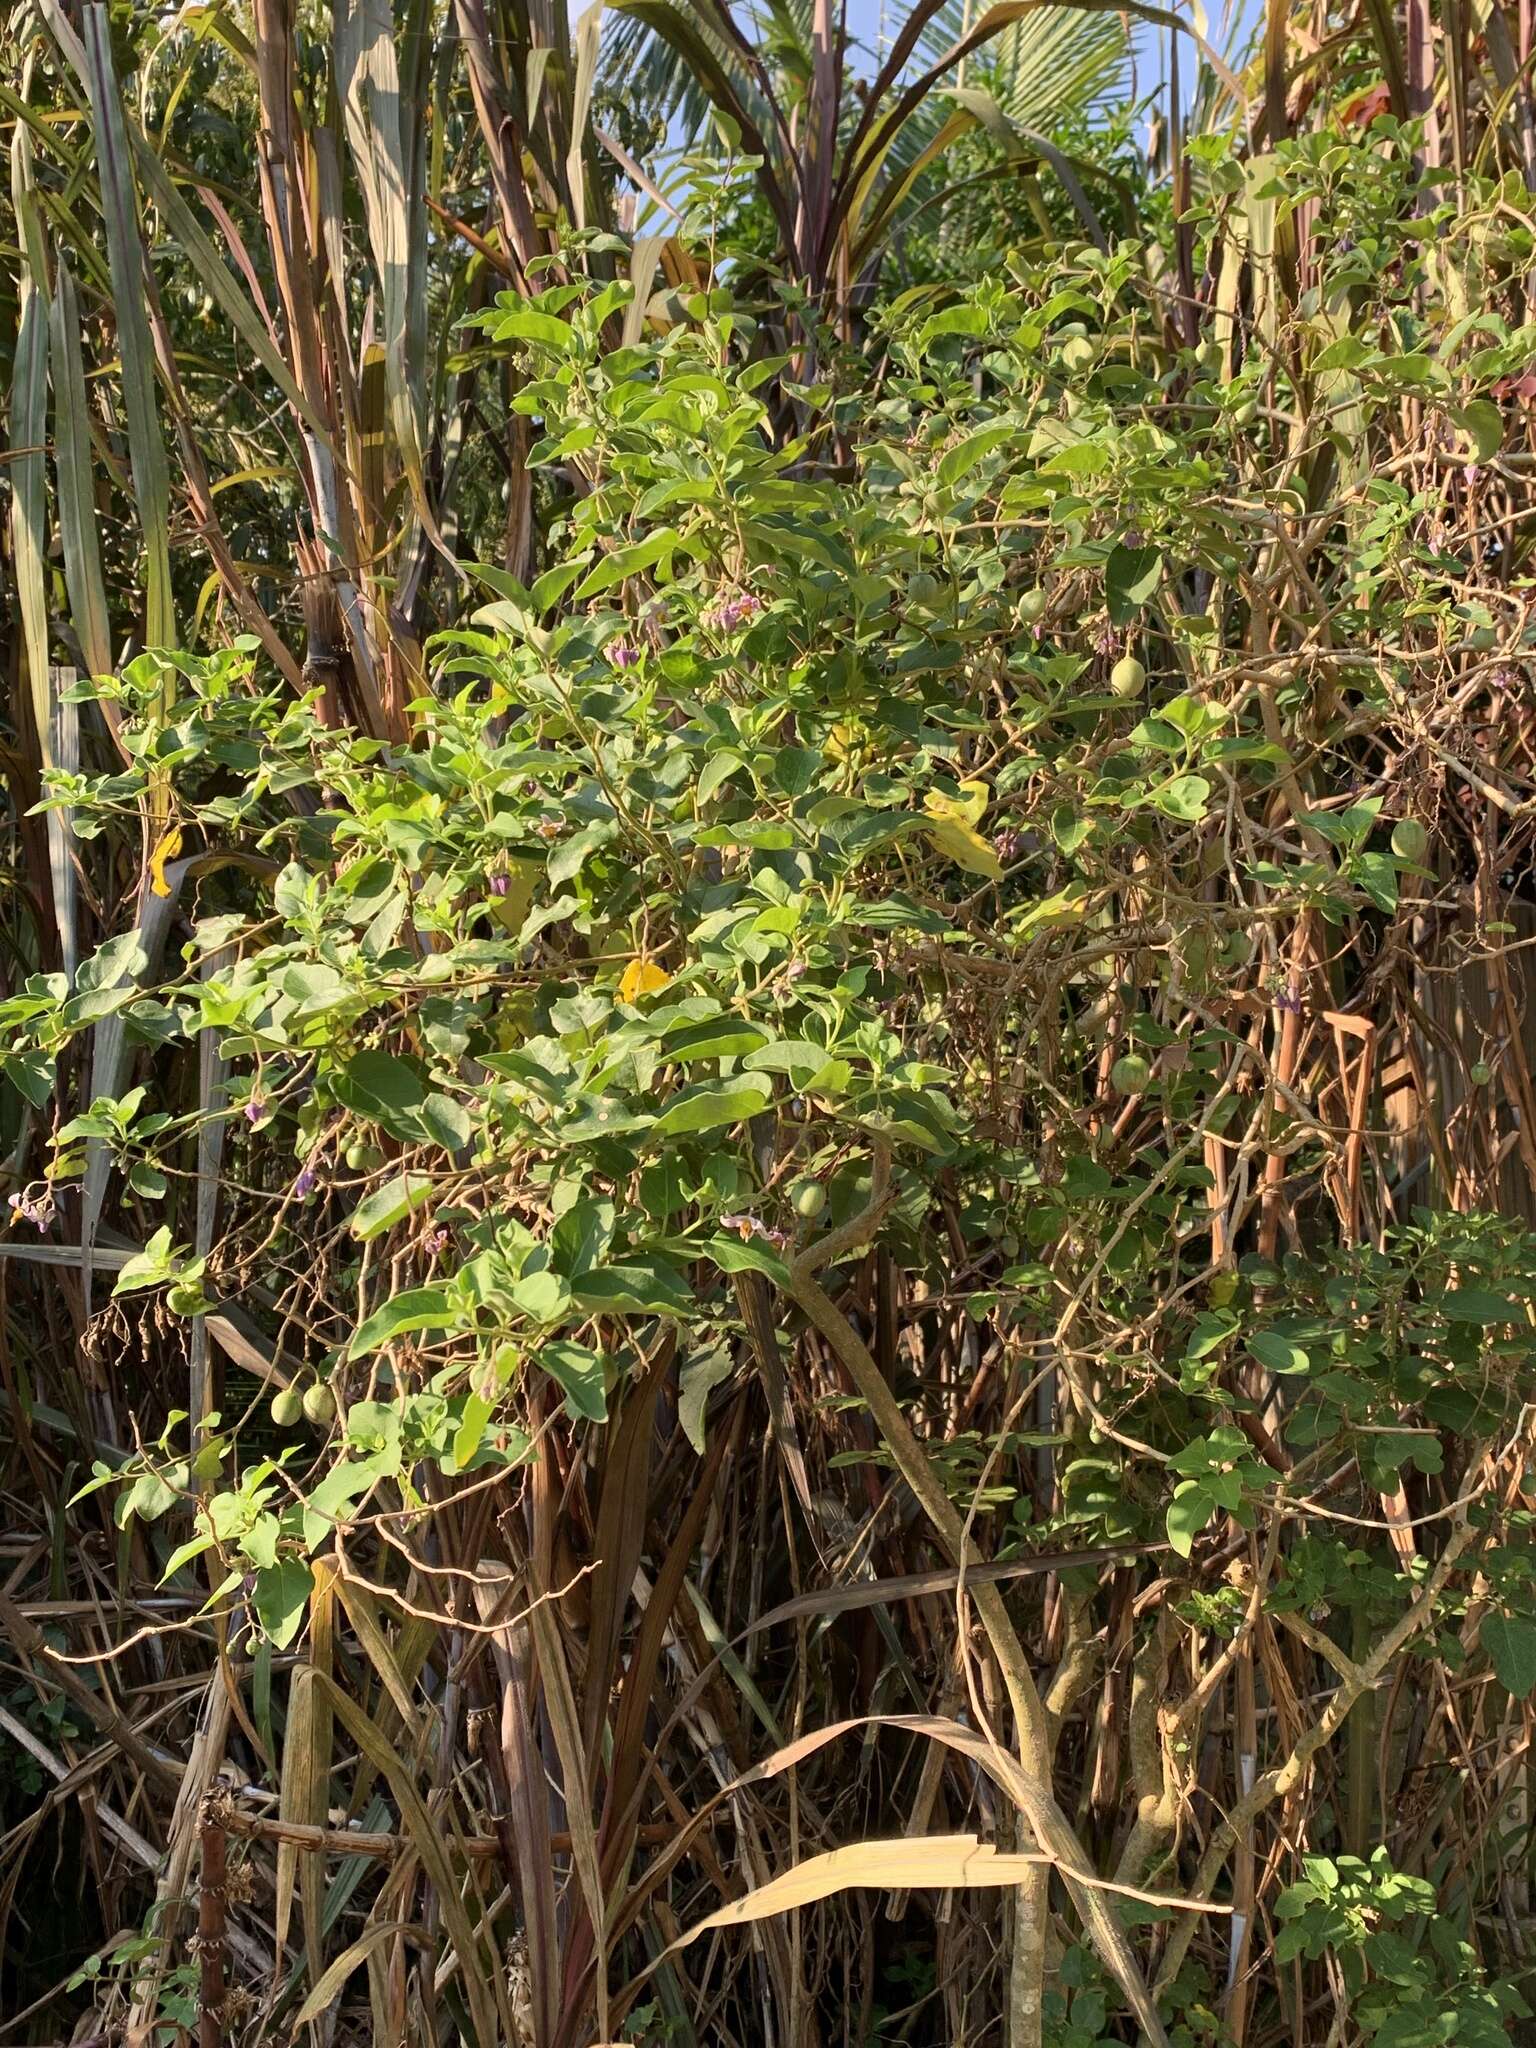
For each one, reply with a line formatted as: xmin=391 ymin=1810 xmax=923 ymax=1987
xmin=1112 ymin=1052 xmax=1152 ymax=1094
xmin=1110 ymin=654 xmax=1146 ymax=698
xmin=1391 ymin=817 xmax=1429 ymax=865
xmin=907 ymin=571 xmax=938 ymax=602
xmin=270 ymin=1387 xmax=303 ymax=1428
xmin=790 ymin=1179 xmax=826 ymax=1219
xmin=1232 ymin=397 xmax=1259 ymax=426
xmin=343 ymin=1139 xmax=368 ymax=1170
xmin=1000 ymin=1232 xmax=1021 ymax=1259
xmin=1016 ymin=586 xmax=1048 ymax=625
xmin=302 ymin=1382 xmax=336 ymax=1426
xmin=1061 ymin=334 xmax=1096 ymax=374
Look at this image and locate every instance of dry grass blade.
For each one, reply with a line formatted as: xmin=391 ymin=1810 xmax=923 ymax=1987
xmin=315 ymin=1674 xmax=501 ymax=2048
xmin=334 ymin=0 xmax=439 ymax=566
xmin=528 ymin=1595 xmax=611 ymax=2039
xmin=48 ymin=260 xmax=112 ymax=683
xmin=275 ymin=1663 xmax=319 ymax=1981
xmin=291 ymin=1920 xmax=426 ymax=2028
xmin=78 ymin=1 xmax=175 ymax=651
xmin=668 ymin=1832 xmax=1065 ymax=1947
xmin=10 ymin=121 xmax=53 ymax=765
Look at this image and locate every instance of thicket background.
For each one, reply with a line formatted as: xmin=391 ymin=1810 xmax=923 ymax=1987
xmin=4 ymin=3 xmax=1536 ymax=2046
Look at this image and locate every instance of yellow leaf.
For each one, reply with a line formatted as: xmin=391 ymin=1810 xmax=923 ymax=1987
xmin=148 ymin=826 xmax=183 ymax=898
xmin=486 ymin=863 xmax=535 ymax=934
xmin=672 ymin=1835 xmax=1049 ymax=1948
xmin=923 ymin=779 xmax=989 ymax=829
xmin=922 ymin=816 xmax=1002 ymax=882
xmin=619 ymin=957 xmax=671 ymax=1003
xmin=1017 ymin=881 xmax=1091 ymax=935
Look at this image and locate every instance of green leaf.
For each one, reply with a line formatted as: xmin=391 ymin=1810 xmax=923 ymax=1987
xmin=510 ymin=1268 xmax=572 ymax=1322
xmin=252 ymin=1558 xmax=314 ymax=1650
xmin=664 ymin=1017 xmax=771 ymax=1062
xmin=679 ymin=1342 xmax=735 ymax=1452
xmin=548 ymin=818 xmax=617 ymax=886
xmin=349 ymin=1173 xmax=436 ymax=1240
xmin=421 ymin=1093 xmax=473 ymax=1151
xmin=1448 ymin=400 xmax=1502 ymax=460
xmin=1440 ymin=1287 xmax=1516 ymax=1324
xmin=938 ymin=422 xmax=1015 ymax=487
xmin=452 ymin=1392 xmax=493 ymax=1469
xmin=493 ymin=307 xmax=574 ymax=350
xmin=112 ymin=1226 xmax=177 ymax=1295
xmin=703 ymin=1234 xmax=790 ymax=1285
xmin=539 ymin=1339 xmax=608 ymax=1421
xmin=1150 ymin=775 xmax=1211 ymax=822
xmin=550 ymin=1197 xmax=614 ymax=1277
xmin=1166 ymin=1480 xmax=1215 ymax=1558
xmin=653 ymin=1072 xmax=774 ymax=1138
xmin=1250 ymin=1331 xmax=1310 ymax=1374
xmin=1106 ymin=544 xmax=1163 ymax=625
xmin=333 ymin=1049 xmax=428 ymax=1129
xmin=573 ymin=528 xmax=682 ymax=600
xmin=574 ymin=1258 xmax=694 ymax=1316
xmin=3 ymin=1049 xmax=54 ymax=1109
xmin=1483 ymin=1613 xmax=1536 ymax=1697
xmin=350 ymin=1286 xmax=455 ymax=1358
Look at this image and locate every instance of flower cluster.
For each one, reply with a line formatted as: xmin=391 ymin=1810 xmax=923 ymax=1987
xmin=705 ymin=590 xmax=762 ymax=633
xmin=7 ymin=1187 xmax=54 ymax=1232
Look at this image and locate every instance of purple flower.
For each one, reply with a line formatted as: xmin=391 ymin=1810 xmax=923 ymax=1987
xmin=721 ymin=1211 xmax=789 ymax=1249
xmin=786 ymin=959 xmax=808 ymax=983
xmin=994 ymin=829 xmax=1024 ymax=865
xmin=609 ymin=639 xmax=641 ymax=670
xmin=244 ymin=1098 xmax=265 ymax=1125
xmin=7 ymin=1190 xmax=51 ymax=1233
xmin=294 ymin=1164 xmax=318 ymax=1199
xmin=488 ymin=871 xmax=510 ymax=898
xmin=1276 ymin=981 xmax=1303 ymax=1015
xmin=424 ymin=1227 xmax=451 ymax=1256
xmin=706 ymin=591 xmax=762 ymax=633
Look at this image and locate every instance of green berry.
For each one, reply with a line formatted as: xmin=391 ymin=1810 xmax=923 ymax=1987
xmin=1391 ymin=817 xmax=1429 ymax=865
xmin=1112 ymin=1053 xmax=1152 ymax=1094
xmin=790 ymin=1178 xmax=826 ymax=1220
xmin=302 ymin=1382 xmax=336 ymax=1426
xmin=270 ymin=1387 xmax=303 ymax=1428
xmin=1016 ymin=586 xmax=1048 ymax=625
xmin=1110 ymin=655 xmax=1146 ymax=698
xmin=1061 ymin=334 xmax=1096 ymax=374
